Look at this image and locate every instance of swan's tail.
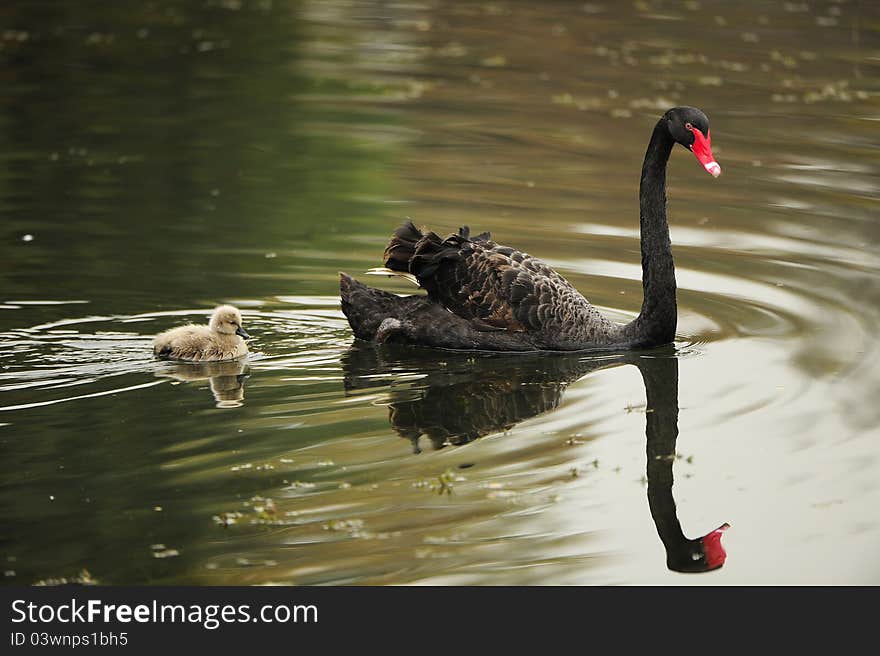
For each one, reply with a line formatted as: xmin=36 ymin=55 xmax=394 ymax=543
xmin=339 ymin=272 xmax=415 ymax=342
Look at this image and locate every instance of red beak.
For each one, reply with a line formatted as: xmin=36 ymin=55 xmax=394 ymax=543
xmin=690 ymin=127 xmax=721 ymax=177
xmin=702 ymin=522 xmax=730 ymax=569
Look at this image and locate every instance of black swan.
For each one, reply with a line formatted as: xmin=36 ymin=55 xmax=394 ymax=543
xmin=340 ymin=106 xmax=720 ymax=351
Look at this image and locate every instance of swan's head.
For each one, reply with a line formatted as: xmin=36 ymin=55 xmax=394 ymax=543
xmin=209 ymin=305 xmax=250 ymax=339
xmin=664 ymin=106 xmax=721 ymax=177
xmin=667 ymin=522 xmax=730 ymax=573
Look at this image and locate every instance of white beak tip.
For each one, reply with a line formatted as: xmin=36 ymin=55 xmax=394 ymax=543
xmin=704 ymin=161 xmax=722 ymax=177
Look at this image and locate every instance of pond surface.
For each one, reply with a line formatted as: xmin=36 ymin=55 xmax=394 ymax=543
xmin=1 ymin=0 xmax=878 ymax=585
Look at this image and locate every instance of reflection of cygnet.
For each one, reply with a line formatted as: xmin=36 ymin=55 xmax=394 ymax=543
xmin=153 ymin=305 xmax=250 ymax=362
xmin=157 ymin=360 xmax=249 ymax=408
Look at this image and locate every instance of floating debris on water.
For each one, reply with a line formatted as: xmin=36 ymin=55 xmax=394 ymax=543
xmin=486 ymin=488 xmax=519 ymax=501
xmin=552 ymin=93 xmax=602 ymax=111
xmin=285 ymin=480 xmax=316 ymax=490
xmin=151 ymin=544 xmax=180 ymax=559
xmin=213 ymin=511 xmax=244 ymax=526
xmin=435 ymin=469 xmax=459 ymax=495
xmin=414 ymin=468 xmax=463 ymax=495
xmin=33 ymin=569 xmax=97 ymax=586
xmin=252 ymin=498 xmax=276 ymax=521
xmin=481 ymin=54 xmax=507 ymax=67
xmin=323 ymin=518 xmax=364 ymax=532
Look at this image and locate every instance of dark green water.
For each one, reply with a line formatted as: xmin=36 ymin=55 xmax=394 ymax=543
xmin=1 ymin=0 xmax=879 ymax=584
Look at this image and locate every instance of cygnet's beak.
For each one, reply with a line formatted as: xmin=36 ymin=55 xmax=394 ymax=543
xmin=235 ymin=326 xmax=251 ymax=340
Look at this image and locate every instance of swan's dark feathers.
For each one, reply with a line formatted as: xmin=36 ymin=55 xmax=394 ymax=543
xmin=378 ymin=221 xmax=620 ymax=346
xmin=339 ymin=272 xmax=412 ymax=342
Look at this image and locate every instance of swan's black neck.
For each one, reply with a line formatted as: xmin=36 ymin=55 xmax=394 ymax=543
xmin=627 ymin=119 xmax=677 ymax=347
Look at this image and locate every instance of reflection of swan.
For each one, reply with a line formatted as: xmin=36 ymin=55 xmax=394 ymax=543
xmin=341 ymin=107 xmax=720 ymax=351
xmin=153 ymin=305 xmax=250 ymax=361
xmin=639 ymin=357 xmax=729 ymax=573
xmin=343 ymin=345 xmax=614 ymax=452
xmin=342 ymin=345 xmax=728 ymax=573
xmin=156 ymin=360 xmax=249 ymax=408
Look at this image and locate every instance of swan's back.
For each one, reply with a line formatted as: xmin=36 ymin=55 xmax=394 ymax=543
xmin=383 ymin=221 xmax=621 ymax=349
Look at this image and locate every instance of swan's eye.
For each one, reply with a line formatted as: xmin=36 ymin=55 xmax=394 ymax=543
xmin=685 ymin=122 xmax=693 ymax=131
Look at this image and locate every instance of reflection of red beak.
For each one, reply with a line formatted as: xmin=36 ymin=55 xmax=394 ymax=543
xmin=702 ymin=522 xmax=730 ymax=569
xmin=690 ymin=127 xmax=721 ymax=177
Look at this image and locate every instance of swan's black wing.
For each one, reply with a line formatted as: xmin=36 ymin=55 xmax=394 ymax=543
xmin=383 ymin=221 xmax=618 ymax=344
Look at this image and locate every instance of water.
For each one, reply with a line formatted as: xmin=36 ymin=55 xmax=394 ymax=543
xmin=1 ymin=0 xmax=878 ymax=585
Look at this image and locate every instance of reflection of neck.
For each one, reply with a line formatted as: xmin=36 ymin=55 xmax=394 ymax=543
xmin=638 ymin=357 xmax=701 ymax=571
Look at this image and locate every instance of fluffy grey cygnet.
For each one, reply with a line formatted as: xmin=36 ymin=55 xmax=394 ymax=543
xmin=153 ymin=305 xmax=250 ymax=362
